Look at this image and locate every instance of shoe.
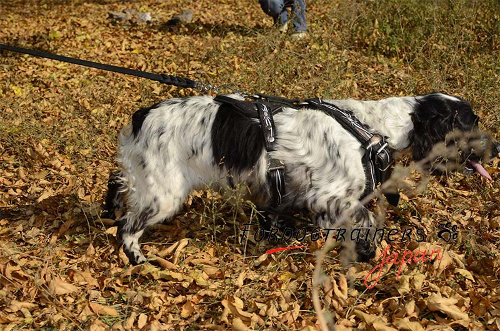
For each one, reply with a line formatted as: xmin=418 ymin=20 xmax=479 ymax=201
xmin=278 ymin=21 xmax=288 ymax=33
xmin=291 ymin=31 xmax=308 ymax=39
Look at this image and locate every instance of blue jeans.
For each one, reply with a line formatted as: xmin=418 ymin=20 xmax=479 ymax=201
xmin=258 ymin=0 xmax=307 ymax=32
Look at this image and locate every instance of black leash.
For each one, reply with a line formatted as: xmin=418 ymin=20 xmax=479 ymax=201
xmin=0 ymin=43 xmax=201 ymax=90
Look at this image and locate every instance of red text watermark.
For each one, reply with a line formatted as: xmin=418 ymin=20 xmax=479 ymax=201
xmin=364 ymin=244 xmax=442 ymax=289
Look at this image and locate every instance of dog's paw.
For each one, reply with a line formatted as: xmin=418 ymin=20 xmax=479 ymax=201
xmin=355 ymin=239 xmax=376 ymax=262
xmin=123 ymin=245 xmax=147 ymax=265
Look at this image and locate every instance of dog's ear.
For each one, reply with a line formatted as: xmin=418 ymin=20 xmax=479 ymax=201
xmin=410 ymin=100 xmax=453 ymax=160
xmin=410 ymin=94 xmax=476 ymax=161
xmin=454 ymin=102 xmax=479 ymax=132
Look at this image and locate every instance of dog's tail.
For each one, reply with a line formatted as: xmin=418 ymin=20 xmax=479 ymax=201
xmin=101 ymin=169 xmax=126 ymax=219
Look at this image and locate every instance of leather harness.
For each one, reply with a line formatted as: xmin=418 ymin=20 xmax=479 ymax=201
xmin=214 ymin=94 xmax=397 ymax=207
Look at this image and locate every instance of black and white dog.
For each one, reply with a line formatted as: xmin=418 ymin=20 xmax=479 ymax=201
xmin=104 ymin=93 xmax=497 ymax=265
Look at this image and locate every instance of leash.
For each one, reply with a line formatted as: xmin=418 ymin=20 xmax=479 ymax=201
xmin=0 ymin=43 xmax=236 ymax=93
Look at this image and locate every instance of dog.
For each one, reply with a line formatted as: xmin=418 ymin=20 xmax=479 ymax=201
xmin=104 ymin=92 xmax=498 ymax=265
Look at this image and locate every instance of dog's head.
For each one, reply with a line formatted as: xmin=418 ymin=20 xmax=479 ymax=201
xmin=409 ymin=93 xmax=498 ymax=179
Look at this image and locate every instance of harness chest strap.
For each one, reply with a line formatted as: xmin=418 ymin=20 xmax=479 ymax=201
xmin=214 ymin=95 xmax=397 ymax=207
xmin=214 ymin=95 xmax=286 ymax=207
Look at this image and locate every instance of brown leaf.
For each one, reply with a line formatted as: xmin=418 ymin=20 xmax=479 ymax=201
xmin=394 ymin=318 xmax=425 ymax=331
xmin=123 ymin=312 xmax=137 ymax=330
xmin=433 ymin=250 xmax=453 ymax=276
xmin=151 ymin=256 xmax=178 ymax=270
xmin=455 ymin=268 xmax=474 ymax=282
xmin=2 ymin=262 xmax=29 ymax=283
xmin=411 ymin=273 xmax=426 ymax=291
xmin=232 ymin=317 xmax=252 ymax=331
xmin=397 ymin=275 xmax=411 ymax=295
xmin=222 ymin=297 xmax=253 ymax=323
xmin=137 ymin=313 xmax=148 ymax=329
xmin=48 ymin=278 xmax=79 ymax=295
xmin=354 ymin=310 xmax=397 ymax=331
xmin=181 ymin=301 xmax=195 ymax=318
xmin=90 ymin=318 xmax=108 ymax=331
xmin=89 ymin=302 xmax=118 ymax=316
xmin=57 ymin=218 xmax=76 ymax=237
xmin=173 ymin=238 xmax=189 ymax=264
xmin=427 ymin=293 xmax=469 ymax=321
xmin=7 ymin=301 xmax=37 ymax=312
xmin=254 ymin=253 xmax=268 ymax=267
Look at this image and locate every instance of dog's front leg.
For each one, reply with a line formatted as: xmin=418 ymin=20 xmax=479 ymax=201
xmin=311 ymin=197 xmax=377 ymax=262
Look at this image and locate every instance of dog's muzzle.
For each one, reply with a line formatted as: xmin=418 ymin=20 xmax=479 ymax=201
xmin=462 ymin=138 xmax=498 ymax=180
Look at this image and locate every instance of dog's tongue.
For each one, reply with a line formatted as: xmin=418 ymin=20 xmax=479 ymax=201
xmin=469 ymin=160 xmax=492 ymax=181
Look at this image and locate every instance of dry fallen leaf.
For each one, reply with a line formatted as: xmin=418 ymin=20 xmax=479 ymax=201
xmin=455 ymin=268 xmax=475 ymax=282
xmin=7 ymin=301 xmax=37 ymax=313
xmin=233 ymin=317 xmax=252 ymax=331
xmin=181 ymin=301 xmax=195 ymax=318
xmin=427 ymin=293 xmax=469 ymax=322
xmin=394 ymin=318 xmax=425 ymax=331
xmin=48 ymin=278 xmax=79 ymax=296
xmin=137 ymin=313 xmax=148 ymax=329
xmin=89 ymin=302 xmax=119 ymax=316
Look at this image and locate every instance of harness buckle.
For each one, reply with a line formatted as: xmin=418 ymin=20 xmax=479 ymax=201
xmin=268 ymin=157 xmax=285 ymax=172
xmin=375 ymin=141 xmax=393 ymax=172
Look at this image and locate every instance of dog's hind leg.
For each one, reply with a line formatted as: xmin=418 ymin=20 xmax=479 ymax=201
xmin=102 ymin=170 xmax=126 ymax=219
xmin=117 ymin=169 xmax=192 ymax=265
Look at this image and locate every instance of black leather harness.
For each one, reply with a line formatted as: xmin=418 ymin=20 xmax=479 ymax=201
xmin=214 ymin=94 xmax=397 ymax=207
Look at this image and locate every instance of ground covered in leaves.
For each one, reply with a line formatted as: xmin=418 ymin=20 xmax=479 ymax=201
xmin=0 ymin=0 xmax=499 ymax=330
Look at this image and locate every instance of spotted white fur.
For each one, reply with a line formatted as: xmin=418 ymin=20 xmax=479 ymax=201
xmin=108 ymin=93 xmax=484 ymax=264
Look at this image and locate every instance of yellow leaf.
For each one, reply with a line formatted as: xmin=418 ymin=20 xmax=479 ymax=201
xmin=48 ymin=29 xmax=61 ymax=40
xmin=11 ymin=85 xmax=22 ymax=96
xmin=279 ymin=271 xmax=295 ymax=282
xmin=190 ymin=270 xmax=209 ymax=287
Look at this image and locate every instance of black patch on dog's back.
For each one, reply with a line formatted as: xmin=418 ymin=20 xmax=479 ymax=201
xmin=132 ymin=103 xmax=162 ymax=137
xmin=211 ymin=103 xmax=265 ymax=171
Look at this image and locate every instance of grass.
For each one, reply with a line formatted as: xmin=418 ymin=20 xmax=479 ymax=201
xmin=0 ymin=0 xmax=499 ymax=329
